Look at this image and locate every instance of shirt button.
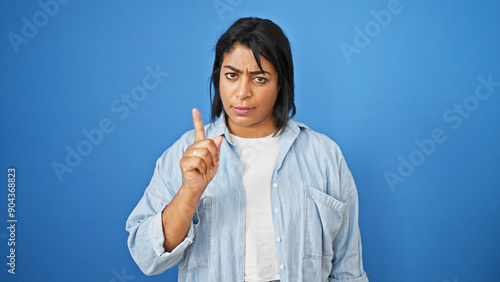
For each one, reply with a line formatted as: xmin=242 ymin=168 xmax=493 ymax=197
xmin=276 ymin=237 xmax=281 ymax=242
xmin=280 ymin=265 xmax=285 ymax=270
xmin=273 ymin=182 xmax=278 ymax=188
xmin=274 ymin=208 xmax=280 ymax=214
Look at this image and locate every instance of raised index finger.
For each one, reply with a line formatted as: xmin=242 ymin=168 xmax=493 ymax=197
xmin=192 ymin=108 xmax=205 ymax=142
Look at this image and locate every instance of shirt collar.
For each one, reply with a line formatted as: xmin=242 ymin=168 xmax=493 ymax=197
xmin=207 ymin=114 xmax=232 ymax=142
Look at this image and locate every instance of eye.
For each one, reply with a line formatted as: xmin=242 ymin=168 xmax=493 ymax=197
xmin=225 ymin=73 xmax=237 ymax=80
xmin=254 ymin=77 xmax=267 ymax=84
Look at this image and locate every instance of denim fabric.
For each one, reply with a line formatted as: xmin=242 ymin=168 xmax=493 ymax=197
xmin=126 ymin=115 xmax=368 ymax=282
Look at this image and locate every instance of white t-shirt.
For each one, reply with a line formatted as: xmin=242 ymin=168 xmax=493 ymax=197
xmin=230 ymin=132 xmax=281 ymax=282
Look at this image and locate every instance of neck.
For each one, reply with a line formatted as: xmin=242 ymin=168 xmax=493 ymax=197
xmin=226 ymin=117 xmax=277 ymax=138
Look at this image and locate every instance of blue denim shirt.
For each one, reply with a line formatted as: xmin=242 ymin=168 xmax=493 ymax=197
xmin=126 ymin=115 xmax=368 ymax=282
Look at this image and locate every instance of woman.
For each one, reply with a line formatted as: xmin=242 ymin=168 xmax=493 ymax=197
xmin=126 ymin=17 xmax=368 ymax=282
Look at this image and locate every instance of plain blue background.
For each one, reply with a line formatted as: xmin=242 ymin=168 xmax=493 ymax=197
xmin=1 ymin=0 xmax=499 ymax=281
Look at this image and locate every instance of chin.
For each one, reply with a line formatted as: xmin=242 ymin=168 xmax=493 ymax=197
xmin=229 ymin=116 xmax=254 ymax=127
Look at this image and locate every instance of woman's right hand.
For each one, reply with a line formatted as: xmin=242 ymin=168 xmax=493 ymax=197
xmin=179 ymin=108 xmax=223 ymax=196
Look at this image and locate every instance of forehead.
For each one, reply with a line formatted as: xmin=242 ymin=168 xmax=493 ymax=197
xmin=222 ymin=44 xmax=275 ymax=71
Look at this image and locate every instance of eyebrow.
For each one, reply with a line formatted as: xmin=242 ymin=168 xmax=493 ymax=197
xmin=223 ymin=65 xmax=271 ymax=75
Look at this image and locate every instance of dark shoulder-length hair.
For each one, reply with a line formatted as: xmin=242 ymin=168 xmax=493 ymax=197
xmin=210 ymin=17 xmax=296 ymax=136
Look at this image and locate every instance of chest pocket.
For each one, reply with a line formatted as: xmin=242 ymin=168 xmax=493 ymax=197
xmin=179 ymin=195 xmax=211 ymax=270
xmin=304 ymin=186 xmax=346 ymax=260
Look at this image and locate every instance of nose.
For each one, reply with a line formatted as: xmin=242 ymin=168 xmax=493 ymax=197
xmin=235 ymin=77 xmax=252 ymax=100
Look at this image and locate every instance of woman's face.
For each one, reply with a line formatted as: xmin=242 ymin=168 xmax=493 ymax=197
xmin=219 ymin=44 xmax=280 ymax=138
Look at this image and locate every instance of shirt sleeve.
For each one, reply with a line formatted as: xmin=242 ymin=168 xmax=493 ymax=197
xmin=125 ymin=136 xmax=194 ymax=275
xmin=329 ymin=156 xmax=368 ymax=282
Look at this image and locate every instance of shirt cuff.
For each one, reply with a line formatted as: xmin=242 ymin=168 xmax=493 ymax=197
xmin=148 ymin=209 xmax=195 ymax=257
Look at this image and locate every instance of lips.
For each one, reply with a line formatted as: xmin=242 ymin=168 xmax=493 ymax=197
xmin=232 ymin=106 xmax=253 ymax=115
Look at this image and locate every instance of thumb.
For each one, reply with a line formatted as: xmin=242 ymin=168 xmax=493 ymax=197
xmin=213 ymin=135 xmax=223 ymax=151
